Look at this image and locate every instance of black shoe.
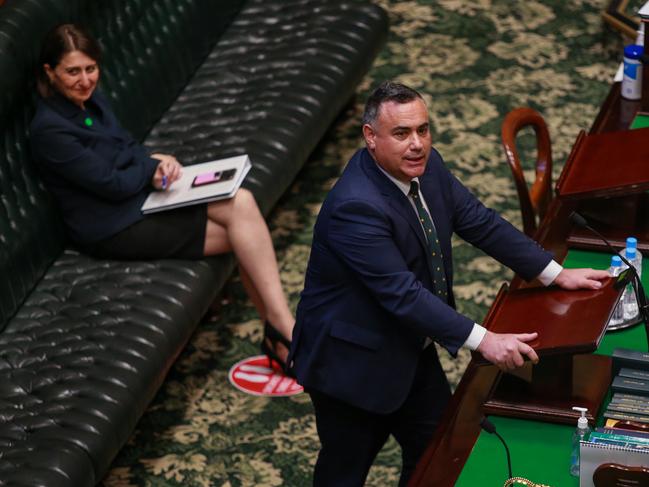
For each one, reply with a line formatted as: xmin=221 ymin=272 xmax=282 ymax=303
xmin=261 ymin=320 xmax=294 ymax=377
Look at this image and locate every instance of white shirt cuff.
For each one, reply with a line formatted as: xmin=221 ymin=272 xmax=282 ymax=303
xmin=537 ymin=259 xmax=563 ymax=286
xmin=463 ymin=323 xmax=487 ymax=350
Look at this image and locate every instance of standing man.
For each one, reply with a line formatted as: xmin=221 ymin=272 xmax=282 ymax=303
xmin=288 ymin=81 xmax=608 ymax=486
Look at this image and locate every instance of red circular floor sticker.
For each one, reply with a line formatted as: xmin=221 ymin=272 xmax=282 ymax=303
xmin=228 ymin=355 xmax=303 ymax=396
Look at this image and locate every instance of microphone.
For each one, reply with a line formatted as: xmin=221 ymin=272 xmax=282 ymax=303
xmin=568 ymin=211 xmax=649 ymax=323
xmin=480 ymin=416 xmax=513 ymax=480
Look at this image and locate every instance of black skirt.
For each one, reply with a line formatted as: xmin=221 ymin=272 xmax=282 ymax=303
xmin=81 ymin=204 xmax=208 ymax=260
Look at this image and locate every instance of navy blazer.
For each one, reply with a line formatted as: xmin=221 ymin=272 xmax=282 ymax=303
xmin=30 ymin=92 xmax=159 ymax=244
xmin=289 ymin=148 xmax=552 ymax=414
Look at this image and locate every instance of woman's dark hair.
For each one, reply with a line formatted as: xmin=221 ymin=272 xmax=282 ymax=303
xmin=361 ymin=81 xmax=423 ymax=126
xmin=36 ymin=24 xmax=102 ymax=98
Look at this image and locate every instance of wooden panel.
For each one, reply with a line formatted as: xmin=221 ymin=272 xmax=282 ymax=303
xmin=408 ymin=363 xmax=501 ymax=487
xmin=484 ymin=354 xmax=612 ymax=424
xmin=590 ymin=83 xmax=640 ymax=134
xmin=567 ymin=193 xmax=649 ymax=252
xmin=556 ymin=127 xmax=649 ymax=200
xmin=480 ymin=277 xmax=624 ymax=357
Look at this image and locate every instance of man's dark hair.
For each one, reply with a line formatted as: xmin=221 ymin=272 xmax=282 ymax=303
xmin=36 ymin=24 xmax=102 ymax=98
xmin=361 ymin=81 xmax=424 ymax=126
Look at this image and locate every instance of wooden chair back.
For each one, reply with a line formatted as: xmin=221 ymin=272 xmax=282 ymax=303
xmin=501 ymin=107 xmax=553 ymax=237
xmin=593 ymin=462 xmax=649 ymax=486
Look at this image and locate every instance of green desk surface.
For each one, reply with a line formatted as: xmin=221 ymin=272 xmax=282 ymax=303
xmin=631 ymin=112 xmax=649 ymax=130
xmin=456 ymin=249 xmax=648 ymax=486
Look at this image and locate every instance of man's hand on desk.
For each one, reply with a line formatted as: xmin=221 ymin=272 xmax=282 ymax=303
xmin=552 ymin=268 xmax=610 ymax=290
xmin=476 ymin=331 xmax=539 ymax=371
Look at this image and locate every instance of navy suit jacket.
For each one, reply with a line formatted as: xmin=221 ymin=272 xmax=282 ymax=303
xmin=289 ymin=148 xmax=552 ymax=414
xmin=30 ymin=92 xmax=159 ymax=244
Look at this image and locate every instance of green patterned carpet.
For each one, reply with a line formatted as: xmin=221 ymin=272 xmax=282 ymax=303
xmin=103 ymin=1 xmax=634 ymax=485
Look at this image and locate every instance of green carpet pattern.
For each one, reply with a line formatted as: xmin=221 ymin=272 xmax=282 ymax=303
xmin=103 ymin=1 xmax=633 ymax=485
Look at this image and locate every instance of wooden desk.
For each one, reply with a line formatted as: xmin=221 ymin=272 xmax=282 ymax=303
xmin=410 ymin=82 xmax=646 ymax=487
xmin=564 ymin=83 xmax=649 ymax=252
xmin=455 ymin=252 xmax=648 ymax=487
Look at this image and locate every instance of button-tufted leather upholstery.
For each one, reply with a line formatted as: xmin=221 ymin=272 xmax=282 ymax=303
xmin=0 ymin=0 xmax=388 ymax=484
xmin=143 ymin=0 xmax=389 ymax=214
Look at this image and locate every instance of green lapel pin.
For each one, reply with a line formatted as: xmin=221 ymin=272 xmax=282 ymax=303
xmin=84 ymin=117 xmax=93 ymax=127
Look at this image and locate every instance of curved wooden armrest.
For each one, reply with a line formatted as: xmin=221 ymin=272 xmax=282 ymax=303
xmin=593 ymin=462 xmax=649 ymax=486
xmin=501 ymin=107 xmax=553 ymax=236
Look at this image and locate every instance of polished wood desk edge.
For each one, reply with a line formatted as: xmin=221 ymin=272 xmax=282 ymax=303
xmin=590 ymin=82 xmax=643 ymax=134
xmin=408 ymin=363 xmax=501 ymax=487
xmin=591 ymin=82 xmax=620 ymax=134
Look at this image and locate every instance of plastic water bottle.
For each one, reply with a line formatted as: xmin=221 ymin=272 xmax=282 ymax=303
xmin=623 ymin=277 xmax=639 ymax=320
xmin=621 ymin=237 xmax=643 ymax=279
xmin=569 ymin=407 xmax=591 ymax=477
xmin=608 ymin=255 xmax=625 ymax=327
xmin=620 ymin=238 xmax=642 ymax=320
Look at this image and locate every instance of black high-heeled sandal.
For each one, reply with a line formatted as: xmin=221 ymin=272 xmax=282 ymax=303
xmin=261 ymin=321 xmax=293 ymax=376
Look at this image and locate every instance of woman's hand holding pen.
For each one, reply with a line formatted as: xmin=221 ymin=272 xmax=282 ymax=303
xmin=151 ymin=153 xmax=182 ymax=190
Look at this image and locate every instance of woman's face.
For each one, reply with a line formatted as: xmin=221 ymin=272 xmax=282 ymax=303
xmin=44 ymin=50 xmax=99 ymax=108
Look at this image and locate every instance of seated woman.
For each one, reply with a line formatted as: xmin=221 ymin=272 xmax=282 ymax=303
xmin=30 ymin=24 xmax=293 ymax=372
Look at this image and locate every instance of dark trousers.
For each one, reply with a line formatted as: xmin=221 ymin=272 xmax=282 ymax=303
xmin=308 ymin=345 xmax=451 ymax=487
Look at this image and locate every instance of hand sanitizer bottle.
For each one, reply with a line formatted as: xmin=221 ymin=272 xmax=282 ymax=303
xmin=569 ymin=407 xmax=591 ymax=477
xmin=608 ymin=255 xmax=625 ymax=327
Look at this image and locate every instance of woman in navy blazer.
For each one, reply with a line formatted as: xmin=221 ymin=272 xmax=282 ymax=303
xmin=30 ymin=24 xmax=294 ymax=369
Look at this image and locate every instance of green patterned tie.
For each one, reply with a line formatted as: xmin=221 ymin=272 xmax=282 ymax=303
xmin=409 ymin=181 xmax=448 ymax=301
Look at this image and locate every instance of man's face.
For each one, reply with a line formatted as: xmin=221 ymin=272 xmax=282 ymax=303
xmin=363 ymin=98 xmax=431 ymax=183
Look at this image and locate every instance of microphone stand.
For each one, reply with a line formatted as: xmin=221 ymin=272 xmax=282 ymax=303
xmin=569 ymin=212 xmax=649 ymax=339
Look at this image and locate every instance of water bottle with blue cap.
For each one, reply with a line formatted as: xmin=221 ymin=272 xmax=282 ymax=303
xmin=621 ymin=237 xmax=643 ymax=279
xmin=607 ymin=255 xmax=625 ymax=328
xmin=620 ymin=237 xmax=642 ymax=320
